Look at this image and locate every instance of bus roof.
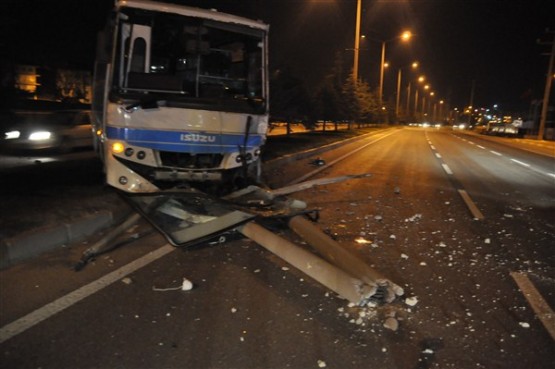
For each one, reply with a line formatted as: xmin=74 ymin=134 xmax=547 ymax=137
xmin=116 ymin=0 xmax=269 ymax=31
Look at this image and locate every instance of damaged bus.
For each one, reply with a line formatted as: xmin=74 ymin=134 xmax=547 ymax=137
xmin=92 ymin=0 xmax=269 ymax=194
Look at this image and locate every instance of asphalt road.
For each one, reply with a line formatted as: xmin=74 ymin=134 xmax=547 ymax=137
xmin=1 ymin=127 xmax=554 ymax=369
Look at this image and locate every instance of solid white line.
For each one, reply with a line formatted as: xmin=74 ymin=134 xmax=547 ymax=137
xmin=457 ymin=189 xmax=485 ymax=220
xmin=0 ymin=244 xmax=175 ymax=344
xmin=511 ymin=158 xmax=531 ymax=167
xmin=435 ymin=153 xmax=442 ymax=159
xmin=490 ymin=150 xmax=502 ymax=156
xmin=442 ymin=163 xmax=453 ymax=175
xmin=510 ymin=272 xmax=555 ymax=341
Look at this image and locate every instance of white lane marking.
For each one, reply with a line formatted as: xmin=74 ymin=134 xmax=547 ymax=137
xmin=548 ymin=173 xmax=555 ymax=179
xmin=442 ymin=163 xmax=453 ymax=175
xmin=430 ymin=145 xmax=436 ymax=150
xmin=477 ymin=145 xmax=485 ymax=149
xmin=0 ymin=244 xmax=175 ymax=344
xmin=490 ymin=150 xmax=502 ymax=156
xmin=510 ymin=272 xmax=555 ymax=341
xmin=510 ymin=158 xmax=531 ymax=167
xmin=435 ymin=153 xmax=442 ymax=159
xmin=457 ymin=189 xmax=485 ymax=220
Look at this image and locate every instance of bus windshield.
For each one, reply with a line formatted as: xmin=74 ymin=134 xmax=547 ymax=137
xmin=112 ymin=8 xmax=266 ymax=113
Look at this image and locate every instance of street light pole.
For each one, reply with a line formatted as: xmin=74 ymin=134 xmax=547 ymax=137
xmin=379 ymin=41 xmax=386 ymax=104
xmin=378 ymin=31 xmax=412 ymax=107
xmin=395 ymin=68 xmax=402 ymax=117
xmin=353 ymin=0 xmax=362 ymax=81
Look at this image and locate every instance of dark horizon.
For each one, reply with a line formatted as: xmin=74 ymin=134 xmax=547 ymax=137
xmin=2 ymin=0 xmax=554 ymax=114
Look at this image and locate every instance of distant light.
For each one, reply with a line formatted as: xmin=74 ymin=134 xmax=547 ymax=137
xmin=29 ymin=131 xmax=51 ymax=141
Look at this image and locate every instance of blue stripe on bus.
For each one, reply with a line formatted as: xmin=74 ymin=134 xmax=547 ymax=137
xmin=106 ymin=126 xmax=263 ymax=154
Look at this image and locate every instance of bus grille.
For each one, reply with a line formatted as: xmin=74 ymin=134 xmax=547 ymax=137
xmin=159 ymin=151 xmax=223 ymax=169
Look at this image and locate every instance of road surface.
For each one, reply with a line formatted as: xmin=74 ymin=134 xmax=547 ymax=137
xmin=1 ymin=127 xmax=553 ymax=369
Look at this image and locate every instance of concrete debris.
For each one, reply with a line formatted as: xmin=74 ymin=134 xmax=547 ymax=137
xmin=354 ymin=237 xmax=373 ymax=244
xmin=394 ymin=186 xmax=401 ymax=194
xmin=317 ymin=360 xmax=327 ymax=368
xmin=405 ymin=214 xmax=422 ymax=222
xmin=405 ymin=296 xmax=418 ymax=306
xmin=121 ymin=277 xmax=133 ymax=285
xmin=519 ymin=322 xmax=530 ymax=328
xmin=383 ymin=317 xmax=399 ymax=331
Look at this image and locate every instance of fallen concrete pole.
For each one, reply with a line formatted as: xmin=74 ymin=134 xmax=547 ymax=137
xmin=288 ymin=215 xmax=404 ymax=303
xmin=238 ymin=221 xmax=378 ymax=306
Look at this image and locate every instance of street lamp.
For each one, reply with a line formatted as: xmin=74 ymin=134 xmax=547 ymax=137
xmin=379 ymin=30 xmax=412 ymax=105
xmin=396 ymin=61 xmax=418 ymax=118
xmin=353 ymin=0 xmax=362 ymax=81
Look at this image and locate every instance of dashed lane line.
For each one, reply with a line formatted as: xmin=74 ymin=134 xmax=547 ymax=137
xmin=457 ymin=189 xmax=485 ymax=220
xmin=510 ymin=272 xmax=555 ymax=341
xmin=427 ymin=132 xmax=484 ymax=220
xmin=510 ymin=158 xmax=531 ymax=167
xmin=490 ymin=150 xmax=502 ymax=156
xmin=441 ymin=163 xmax=453 ymax=175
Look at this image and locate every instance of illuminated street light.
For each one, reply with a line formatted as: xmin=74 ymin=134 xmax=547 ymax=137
xmin=379 ymin=30 xmax=413 ymax=105
xmin=396 ymin=61 xmax=419 ymax=118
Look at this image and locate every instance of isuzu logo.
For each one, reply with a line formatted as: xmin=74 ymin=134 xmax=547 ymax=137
xmin=180 ymin=133 xmax=217 ymax=143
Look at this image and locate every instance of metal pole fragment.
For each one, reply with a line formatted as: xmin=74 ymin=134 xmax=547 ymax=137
xmin=288 ymin=215 xmax=404 ymax=303
xmin=238 ymin=222 xmax=377 ymax=306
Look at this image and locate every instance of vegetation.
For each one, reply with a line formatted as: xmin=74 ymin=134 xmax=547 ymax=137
xmin=270 ymin=52 xmax=386 ymax=128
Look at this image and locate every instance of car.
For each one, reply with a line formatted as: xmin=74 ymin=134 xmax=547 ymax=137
xmin=0 ymin=109 xmax=93 ymax=153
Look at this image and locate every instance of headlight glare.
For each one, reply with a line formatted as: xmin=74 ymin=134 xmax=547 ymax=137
xmin=29 ymin=131 xmax=52 ymax=141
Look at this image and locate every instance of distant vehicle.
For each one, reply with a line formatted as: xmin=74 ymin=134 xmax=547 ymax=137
xmin=0 ymin=110 xmax=93 ymax=153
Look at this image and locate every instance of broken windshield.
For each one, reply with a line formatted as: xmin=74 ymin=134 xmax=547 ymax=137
xmin=112 ymin=8 xmax=266 ymax=113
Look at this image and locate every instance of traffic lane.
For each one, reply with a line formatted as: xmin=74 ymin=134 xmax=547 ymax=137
xmin=1 ymin=234 xmax=424 ymax=369
xmin=2 ymin=127 xmax=553 ymax=368
xmin=263 ymin=127 xmax=400 ymax=189
xmin=454 ymin=130 xmax=555 ymax=158
xmin=290 ymin=127 xmax=555 ymax=367
xmin=429 ymin=130 xmax=554 ymax=209
xmin=451 ymin=131 xmax=555 ymax=179
xmin=429 ymin=128 xmax=555 ymax=272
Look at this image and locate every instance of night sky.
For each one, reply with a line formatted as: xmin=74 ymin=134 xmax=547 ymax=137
xmin=2 ymin=0 xmax=554 ymax=114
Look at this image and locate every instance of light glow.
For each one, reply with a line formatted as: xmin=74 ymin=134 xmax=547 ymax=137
xmin=5 ymin=131 xmax=20 ymax=139
xmin=112 ymin=142 xmax=125 ymax=154
xmin=29 ymin=131 xmax=52 ymax=141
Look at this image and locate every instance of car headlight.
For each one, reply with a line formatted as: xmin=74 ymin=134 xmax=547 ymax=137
xmin=29 ymin=131 xmax=52 ymax=141
xmin=5 ymin=130 xmax=20 ymax=139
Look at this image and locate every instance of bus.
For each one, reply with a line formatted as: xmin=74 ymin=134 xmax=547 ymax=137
xmin=92 ymin=0 xmax=269 ymax=194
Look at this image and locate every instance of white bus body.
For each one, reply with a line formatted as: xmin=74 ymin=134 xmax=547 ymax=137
xmin=92 ymin=0 xmax=269 ymax=193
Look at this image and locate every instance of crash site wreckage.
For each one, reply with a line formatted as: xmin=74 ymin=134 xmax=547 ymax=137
xmin=75 ymin=174 xmax=404 ymax=307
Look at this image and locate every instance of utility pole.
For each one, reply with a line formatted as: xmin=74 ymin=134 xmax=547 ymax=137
xmin=538 ymin=30 xmax=555 ymax=140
